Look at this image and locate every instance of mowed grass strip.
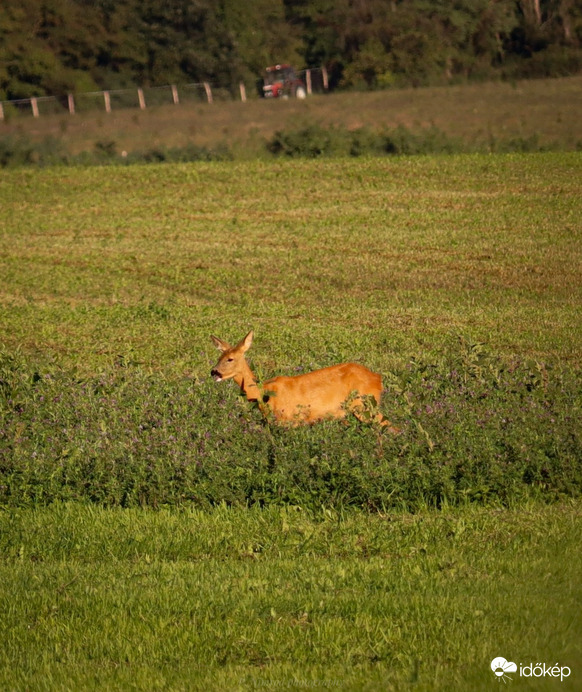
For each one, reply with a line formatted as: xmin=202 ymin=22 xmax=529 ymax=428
xmin=0 ymin=502 xmax=580 ymax=690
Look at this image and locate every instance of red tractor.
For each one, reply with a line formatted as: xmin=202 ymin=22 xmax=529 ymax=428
xmin=261 ymin=64 xmax=307 ymax=99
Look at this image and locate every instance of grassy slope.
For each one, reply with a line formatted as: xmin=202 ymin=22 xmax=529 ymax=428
xmin=1 ymin=503 xmax=581 ymax=691
xmin=3 ymin=76 xmax=582 ymax=155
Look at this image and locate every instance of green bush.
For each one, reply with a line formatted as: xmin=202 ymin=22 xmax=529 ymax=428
xmin=266 ymin=124 xmax=466 ymax=158
xmin=123 ymin=142 xmax=233 ymax=163
xmin=502 ymin=46 xmax=582 ymax=81
xmin=1 ymin=339 xmax=580 ymax=511
xmin=266 ymin=124 xmax=351 ymax=158
xmin=0 ymin=136 xmax=71 ymax=167
xmin=0 ymin=136 xmax=233 ymax=168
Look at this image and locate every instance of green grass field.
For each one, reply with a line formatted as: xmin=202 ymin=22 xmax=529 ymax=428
xmin=1 ymin=151 xmax=581 ymax=689
xmin=1 ymin=503 xmax=580 ymax=690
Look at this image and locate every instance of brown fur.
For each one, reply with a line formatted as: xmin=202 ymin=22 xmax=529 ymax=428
xmin=210 ymin=331 xmax=399 ymax=433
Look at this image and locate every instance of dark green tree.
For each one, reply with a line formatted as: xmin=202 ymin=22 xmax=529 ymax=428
xmin=0 ymin=0 xmax=580 ymax=100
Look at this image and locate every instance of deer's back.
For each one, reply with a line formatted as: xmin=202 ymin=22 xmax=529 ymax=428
xmin=263 ymin=362 xmax=382 ymax=423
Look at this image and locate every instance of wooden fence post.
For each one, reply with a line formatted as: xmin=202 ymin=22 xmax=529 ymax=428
xmin=171 ymin=84 xmax=179 ymax=105
xmin=137 ymin=88 xmax=146 ymax=110
xmin=203 ymin=82 xmax=213 ymax=104
xmin=103 ymin=91 xmax=111 ymax=113
xmin=306 ymin=69 xmax=312 ymax=95
xmin=68 ymin=93 xmax=75 ymax=115
xmin=31 ymin=97 xmax=39 ymax=118
xmin=0 ymin=101 xmax=4 ymax=121
xmin=322 ymin=66 xmax=329 ymax=90
xmin=239 ymin=81 xmax=247 ymax=102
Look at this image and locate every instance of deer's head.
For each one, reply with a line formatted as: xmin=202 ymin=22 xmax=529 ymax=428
xmin=210 ymin=330 xmax=253 ymax=382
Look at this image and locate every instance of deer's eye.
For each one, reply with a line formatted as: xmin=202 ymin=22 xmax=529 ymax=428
xmin=227 ymin=358 xmax=234 ymax=362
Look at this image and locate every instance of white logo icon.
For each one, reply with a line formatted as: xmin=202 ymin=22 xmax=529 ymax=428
xmin=491 ymin=657 xmax=518 ymax=682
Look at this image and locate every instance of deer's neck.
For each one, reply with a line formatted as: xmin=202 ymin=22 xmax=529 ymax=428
xmin=234 ymin=359 xmax=261 ymax=401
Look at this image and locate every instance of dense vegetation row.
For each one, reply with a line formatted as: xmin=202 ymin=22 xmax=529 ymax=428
xmin=2 ymin=340 xmax=580 ymax=510
xmin=1 ymin=0 xmax=581 ymax=100
xmin=0 ymin=122 xmax=572 ymax=169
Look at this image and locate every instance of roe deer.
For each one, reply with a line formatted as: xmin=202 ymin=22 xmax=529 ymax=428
xmin=210 ymin=331 xmax=399 ymax=433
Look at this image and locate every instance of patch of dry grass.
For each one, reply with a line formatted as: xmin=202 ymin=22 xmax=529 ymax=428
xmin=3 ymin=76 xmax=582 ymax=155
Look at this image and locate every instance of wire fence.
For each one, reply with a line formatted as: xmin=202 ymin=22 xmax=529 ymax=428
xmin=0 ymin=68 xmax=328 ymax=121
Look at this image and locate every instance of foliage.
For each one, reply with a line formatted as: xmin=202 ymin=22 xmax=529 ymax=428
xmin=0 ymin=121 xmax=561 ymax=169
xmin=1 ymin=0 xmax=581 ymax=99
xmin=267 ymin=124 xmax=465 ymax=157
xmin=0 ymin=135 xmax=71 ymax=167
xmin=0 ymin=135 xmax=233 ymax=167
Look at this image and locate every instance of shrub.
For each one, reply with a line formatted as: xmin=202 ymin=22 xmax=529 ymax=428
xmin=266 ymin=124 xmax=351 ymax=158
xmin=0 ymin=136 xmax=71 ymax=167
xmin=0 ymin=136 xmax=233 ymax=168
xmin=266 ymin=124 xmax=464 ymax=158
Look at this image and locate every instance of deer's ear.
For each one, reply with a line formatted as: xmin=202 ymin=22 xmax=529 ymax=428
xmin=211 ymin=335 xmax=230 ymax=352
xmin=238 ymin=330 xmax=254 ymax=353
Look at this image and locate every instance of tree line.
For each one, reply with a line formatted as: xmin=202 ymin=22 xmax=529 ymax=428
xmin=1 ymin=0 xmax=581 ymax=100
